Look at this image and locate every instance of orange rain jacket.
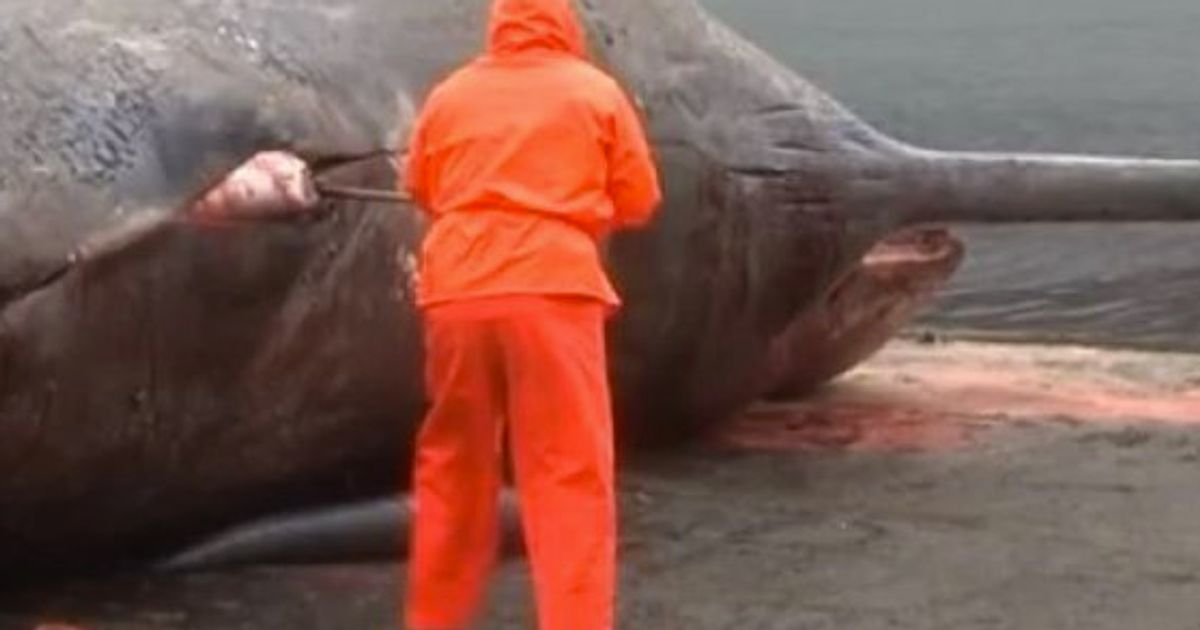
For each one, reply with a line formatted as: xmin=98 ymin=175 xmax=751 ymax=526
xmin=402 ymin=0 xmax=662 ymax=309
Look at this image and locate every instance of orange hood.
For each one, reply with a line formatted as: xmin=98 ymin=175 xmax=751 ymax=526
xmin=486 ymin=0 xmax=587 ymax=58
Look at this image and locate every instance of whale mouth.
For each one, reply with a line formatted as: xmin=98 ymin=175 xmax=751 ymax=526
xmin=851 ymin=227 xmax=965 ymax=295
xmin=762 ymin=227 xmax=965 ymax=400
xmin=809 ymin=227 xmax=966 ymax=347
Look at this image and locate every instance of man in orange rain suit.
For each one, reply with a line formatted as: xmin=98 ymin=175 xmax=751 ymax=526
xmin=399 ymin=0 xmax=662 ymax=628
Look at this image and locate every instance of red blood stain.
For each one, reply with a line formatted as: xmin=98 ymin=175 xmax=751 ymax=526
xmin=718 ymin=341 xmax=1200 ymax=453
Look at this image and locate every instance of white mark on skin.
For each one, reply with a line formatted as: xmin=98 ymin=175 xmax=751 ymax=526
xmin=394 ymin=251 xmax=420 ymax=301
xmin=390 ymin=90 xmax=417 ymax=151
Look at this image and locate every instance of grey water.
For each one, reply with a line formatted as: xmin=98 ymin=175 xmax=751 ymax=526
xmin=702 ymin=0 xmax=1200 ymax=352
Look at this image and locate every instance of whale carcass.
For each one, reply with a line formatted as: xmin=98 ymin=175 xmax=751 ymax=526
xmin=3 ymin=0 xmax=1200 ymax=577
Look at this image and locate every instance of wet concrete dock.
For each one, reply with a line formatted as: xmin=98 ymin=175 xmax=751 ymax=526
xmin=4 ymin=339 xmax=1198 ymax=629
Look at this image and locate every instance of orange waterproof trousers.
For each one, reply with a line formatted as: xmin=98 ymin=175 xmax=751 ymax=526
xmin=405 ymin=296 xmax=616 ymax=630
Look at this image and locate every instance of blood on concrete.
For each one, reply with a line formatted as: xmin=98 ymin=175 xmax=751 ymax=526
xmin=719 ymin=340 xmax=1200 ymax=453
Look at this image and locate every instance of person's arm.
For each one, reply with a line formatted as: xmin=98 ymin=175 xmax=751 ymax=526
xmin=607 ymin=89 xmax=662 ymax=229
xmin=400 ymin=109 xmax=433 ymax=212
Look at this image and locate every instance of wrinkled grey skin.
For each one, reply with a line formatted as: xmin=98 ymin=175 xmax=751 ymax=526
xmin=3 ymin=0 xmax=1200 ymax=579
